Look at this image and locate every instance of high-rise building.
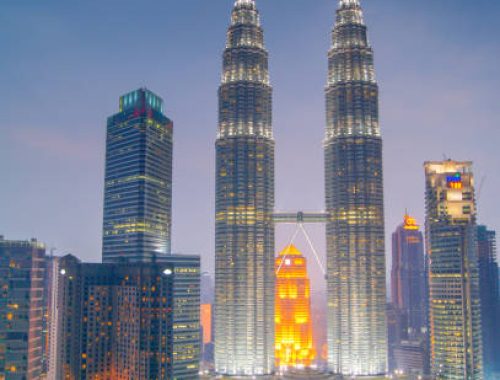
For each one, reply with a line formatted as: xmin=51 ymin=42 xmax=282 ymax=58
xmin=214 ymin=0 xmax=275 ymax=375
xmin=102 ymin=88 xmax=173 ymax=263
xmin=43 ymin=255 xmax=62 ymax=379
xmin=275 ymin=245 xmax=316 ymax=370
xmin=424 ymin=160 xmax=483 ymax=379
xmin=390 ymin=214 xmax=428 ymax=376
xmin=324 ymin=0 xmax=387 ymax=375
xmin=58 ymin=254 xmax=200 ymax=380
xmin=391 ymin=214 xmax=426 ymax=339
xmin=0 ymin=236 xmax=46 ymax=380
xmin=476 ymin=226 xmax=500 ymax=378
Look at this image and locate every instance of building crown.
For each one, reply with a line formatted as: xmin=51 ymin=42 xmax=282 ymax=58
xmin=339 ymin=0 xmax=361 ymax=9
xmin=279 ymin=244 xmax=302 ymax=257
xmin=403 ymin=214 xmax=420 ymax=231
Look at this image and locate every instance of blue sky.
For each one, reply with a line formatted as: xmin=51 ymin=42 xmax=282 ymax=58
xmin=1 ymin=0 xmax=499 ymax=286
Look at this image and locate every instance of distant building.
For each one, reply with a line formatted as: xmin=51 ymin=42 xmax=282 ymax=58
xmin=393 ymin=339 xmax=427 ymax=378
xmin=391 ymin=214 xmax=427 ymax=338
xmin=201 ymin=272 xmax=214 ymax=304
xmin=477 ymin=225 xmax=500 ymax=378
xmin=275 ymin=245 xmax=316 ymax=369
xmin=58 ymin=254 xmax=200 ymax=380
xmin=390 ymin=214 xmax=428 ymax=375
xmin=200 ymin=303 xmax=214 ymax=365
xmin=424 ymin=160 xmax=483 ymax=379
xmin=43 ymin=255 xmax=62 ymax=379
xmin=0 ymin=236 xmax=46 ymax=380
xmin=102 ymin=88 xmax=174 ymax=263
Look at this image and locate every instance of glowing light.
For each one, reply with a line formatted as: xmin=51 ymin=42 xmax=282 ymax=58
xmin=163 ymin=268 xmax=173 ymax=276
xmin=446 ymin=173 xmax=463 ymax=189
xmin=403 ymin=213 xmax=419 ymax=231
xmin=275 ymin=245 xmax=316 ymax=369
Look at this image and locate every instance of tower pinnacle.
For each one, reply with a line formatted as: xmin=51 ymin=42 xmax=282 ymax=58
xmin=339 ymin=0 xmax=361 ymax=8
xmin=235 ymin=0 xmax=255 ymax=8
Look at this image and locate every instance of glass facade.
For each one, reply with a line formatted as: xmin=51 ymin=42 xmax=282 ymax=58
xmin=102 ymin=88 xmax=173 ymax=263
xmin=0 ymin=237 xmax=46 ymax=380
xmin=391 ymin=215 xmax=427 ymax=338
xmin=324 ymin=0 xmax=387 ymax=375
xmin=390 ymin=214 xmax=428 ymax=375
xmin=214 ymin=0 xmax=275 ymax=376
xmin=424 ymin=160 xmax=483 ymax=380
xmin=476 ymin=226 xmax=499 ymax=379
xmin=58 ymin=254 xmax=200 ymax=380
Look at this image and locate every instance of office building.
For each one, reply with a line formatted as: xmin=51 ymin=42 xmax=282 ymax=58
xmin=103 ymin=88 xmax=174 ymax=263
xmin=42 ymin=255 xmax=62 ymax=379
xmin=477 ymin=226 xmax=499 ymax=378
xmin=0 ymin=236 xmax=46 ymax=380
xmin=324 ymin=0 xmax=387 ymax=375
xmin=58 ymin=254 xmax=200 ymax=380
xmin=391 ymin=214 xmax=426 ymax=338
xmin=389 ymin=214 xmax=428 ymax=375
xmin=424 ymin=160 xmax=483 ymax=379
xmin=214 ymin=0 xmax=275 ymax=375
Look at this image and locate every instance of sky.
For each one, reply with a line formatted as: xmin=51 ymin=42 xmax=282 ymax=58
xmin=1 ymin=0 xmax=499 ymax=291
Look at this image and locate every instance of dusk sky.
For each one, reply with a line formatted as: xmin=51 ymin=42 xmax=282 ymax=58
xmin=1 ymin=0 xmax=499 ymax=289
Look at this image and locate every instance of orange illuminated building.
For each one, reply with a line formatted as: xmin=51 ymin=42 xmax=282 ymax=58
xmin=275 ymin=244 xmax=316 ymax=369
xmin=200 ymin=304 xmax=212 ymax=345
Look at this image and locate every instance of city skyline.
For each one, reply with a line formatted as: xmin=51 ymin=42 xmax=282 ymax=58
xmin=1 ymin=1 xmax=499 ymax=379
xmin=1 ymin=0 xmax=500 ymax=284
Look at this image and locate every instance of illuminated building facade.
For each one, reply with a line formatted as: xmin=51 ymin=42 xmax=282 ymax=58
xmin=324 ymin=0 xmax=387 ymax=375
xmin=58 ymin=254 xmax=200 ymax=380
xmin=215 ymin=0 xmax=275 ymax=375
xmin=43 ymin=255 xmax=62 ymax=379
xmin=275 ymin=245 xmax=315 ymax=369
xmin=424 ymin=160 xmax=483 ymax=379
xmin=391 ymin=214 xmax=426 ymax=338
xmin=0 ymin=237 xmax=46 ymax=380
xmin=390 ymin=214 xmax=428 ymax=376
xmin=476 ymin=226 xmax=500 ymax=378
xmin=103 ymin=88 xmax=173 ymax=263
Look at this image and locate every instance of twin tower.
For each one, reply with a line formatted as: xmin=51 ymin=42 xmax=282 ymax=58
xmin=215 ymin=0 xmax=387 ymax=376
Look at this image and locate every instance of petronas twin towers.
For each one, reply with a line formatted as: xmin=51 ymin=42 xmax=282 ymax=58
xmin=215 ymin=0 xmax=387 ymax=376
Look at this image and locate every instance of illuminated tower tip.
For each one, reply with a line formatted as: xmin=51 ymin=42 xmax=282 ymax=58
xmin=235 ymin=0 xmax=256 ymax=7
xmin=339 ymin=0 xmax=361 ymax=8
xmin=280 ymin=244 xmax=302 ymax=257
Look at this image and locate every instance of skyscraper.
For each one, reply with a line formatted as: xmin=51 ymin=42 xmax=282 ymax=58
xmin=58 ymin=254 xmax=200 ymax=380
xmin=324 ymin=0 xmax=387 ymax=375
xmin=390 ymin=214 xmax=428 ymax=376
xmin=43 ymin=255 xmax=62 ymax=379
xmin=275 ymin=245 xmax=316 ymax=369
xmin=391 ymin=214 xmax=426 ymax=339
xmin=103 ymin=88 xmax=173 ymax=263
xmin=424 ymin=160 xmax=483 ymax=380
xmin=214 ymin=0 xmax=275 ymax=376
xmin=0 ymin=236 xmax=46 ymax=380
xmin=476 ymin=225 xmax=499 ymax=378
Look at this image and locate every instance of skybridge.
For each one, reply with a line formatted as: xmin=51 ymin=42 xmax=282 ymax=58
xmin=272 ymin=211 xmax=329 ymax=225
xmin=273 ymin=211 xmax=329 ymax=276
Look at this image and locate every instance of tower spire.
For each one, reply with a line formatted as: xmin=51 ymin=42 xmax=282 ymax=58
xmin=339 ymin=0 xmax=360 ymax=7
xmin=235 ymin=0 xmax=255 ymax=8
